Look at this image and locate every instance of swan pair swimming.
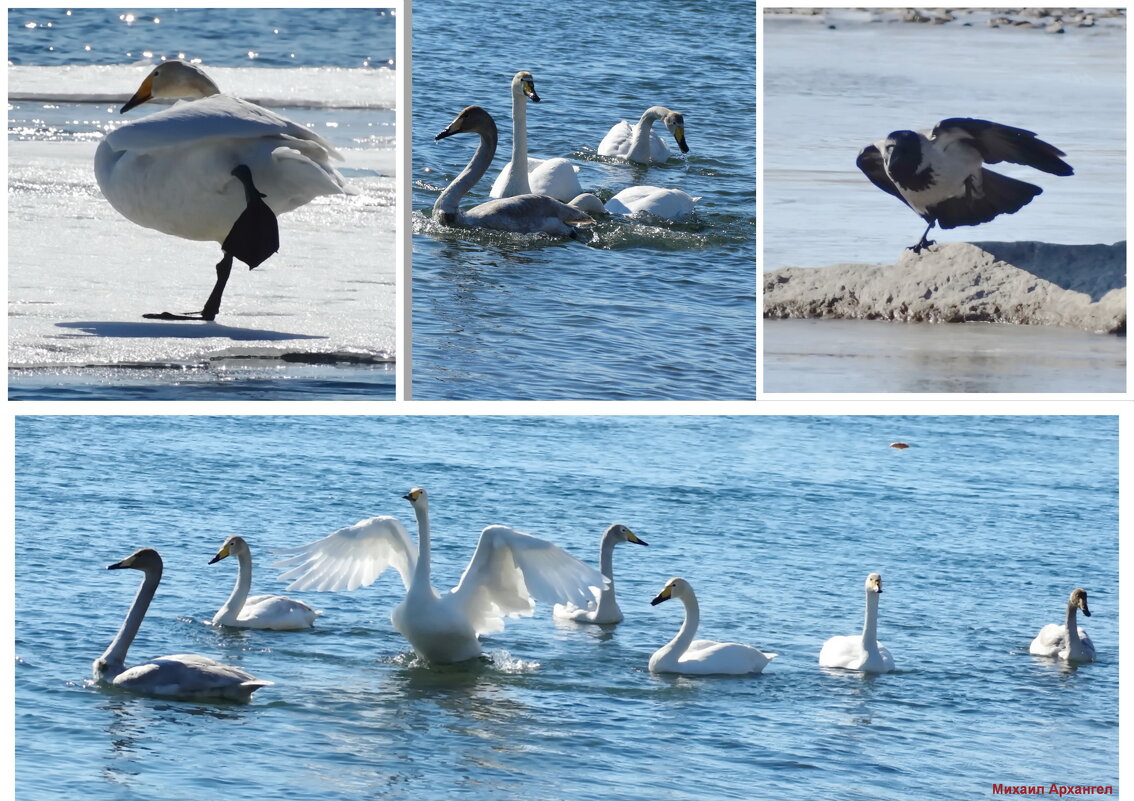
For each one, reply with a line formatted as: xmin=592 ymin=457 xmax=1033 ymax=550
xmin=93 ymin=548 xmax=273 ymax=701
xmin=1029 ymin=588 xmax=1095 ymax=663
xmin=95 ymin=60 xmax=350 ymax=320
xmin=274 ymin=488 xmax=610 ymax=664
xmin=434 ymin=71 xmax=699 ymax=228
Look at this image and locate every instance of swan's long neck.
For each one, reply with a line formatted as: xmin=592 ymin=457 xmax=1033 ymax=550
xmin=1065 ymin=602 xmax=1081 ymax=647
xmin=434 ymin=125 xmax=498 ymax=222
xmin=663 ymin=591 xmax=701 ymax=659
xmin=510 ymin=82 xmax=532 ymax=194
xmin=629 ymin=107 xmax=663 ymax=162
xmin=410 ymin=502 xmax=433 ymax=593
xmin=96 ymin=566 xmax=160 ymax=678
xmin=861 ymin=589 xmax=881 ymax=646
xmin=215 ymin=550 xmax=254 ymax=624
xmin=598 ymin=534 xmax=617 ymax=582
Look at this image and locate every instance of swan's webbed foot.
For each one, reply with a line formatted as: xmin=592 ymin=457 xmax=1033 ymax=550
xmin=223 ymin=165 xmax=279 ymax=269
xmin=142 ymin=253 xmax=233 ymax=322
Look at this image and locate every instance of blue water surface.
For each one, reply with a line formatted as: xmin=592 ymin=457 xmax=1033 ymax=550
xmin=411 ymin=0 xmax=757 ymax=399
xmin=15 ymin=415 xmax=1118 ymax=801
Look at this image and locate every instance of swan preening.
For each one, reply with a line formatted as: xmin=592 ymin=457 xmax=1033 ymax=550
xmin=273 ymin=488 xmax=608 ymax=664
xmin=433 ymin=106 xmax=595 ymax=237
xmin=599 ymin=106 xmax=690 ymax=165
xmin=648 ymin=577 xmax=776 ymax=675
xmin=92 ymin=548 xmax=273 ymax=701
xmin=1030 ymin=588 xmax=1096 ymax=663
xmin=209 ymin=535 xmax=318 ymax=630
xmin=605 ymin=186 xmax=700 ymax=220
xmin=818 ymin=573 xmax=895 ymax=673
xmin=95 ymin=59 xmax=350 ymax=320
xmin=554 ymin=524 xmax=648 ymax=624
xmin=489 ymin=71 xmax=584 ymax=203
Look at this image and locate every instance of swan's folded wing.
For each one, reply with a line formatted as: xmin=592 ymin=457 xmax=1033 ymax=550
xmin=106 ymin=95 xmax=342 ymax=160
xmin=272 ymin=515 xmax=417 ymax=592
xmin=451 ymin=525 xmax=608 ymax=635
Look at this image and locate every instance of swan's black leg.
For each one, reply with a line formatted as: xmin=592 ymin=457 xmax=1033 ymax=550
xmin=909 ymin=220 xmax=936 ymax=254
xmin=141 ymin=165 xmax=277 ymax=322
xmin=143 ymin=253 xmax=233 ymax=321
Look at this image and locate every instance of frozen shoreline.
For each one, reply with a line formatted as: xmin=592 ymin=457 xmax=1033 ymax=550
xmin=763 ymin=241 xmax=1126 ymax=335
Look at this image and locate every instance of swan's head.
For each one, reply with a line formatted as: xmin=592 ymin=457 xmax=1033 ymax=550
xmin=1069 ymin=588 xmax=1091 ymax=617
xmin=403 ymin=487 xmax=429 ymax=507
xmin=663 ymin=111 xmax=690 ymax=154
xmin=435 ymin=106 xmax=497 ymax=142
xmin=209 ymin=535 xmax=249 ymax=564
xmin=605 ymin=523 xmax=648 ymax=547
xmin=513 ymin=70 xmax=540 ymax=103
xmin=107 ymin=547 xmax=163 ymax=572
xmin=120 ymin=59 xmax=221 ymax=114
xmin=650 ymin=577 xmax=691 ymax=606
xmin=865 ymin=573 xmax=883 ymax=593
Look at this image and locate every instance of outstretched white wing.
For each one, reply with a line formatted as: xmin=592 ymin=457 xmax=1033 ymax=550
xmin=450 ymin=525 xmax=608 ymax=635
xmin=272 ymin=516 xmax=417 ymax=592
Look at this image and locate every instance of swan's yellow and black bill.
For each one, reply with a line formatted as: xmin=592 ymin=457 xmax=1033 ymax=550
xmin=403 ymin=487 xmax=425 ymax=502
xmin=209 ymin=544 xmax=232 ymax=564
xmin=435 ymin=107 xmax=478 ymax=141
xmin=627 ymin=530 xmax=648 ymax=546
xmin=674 ymin=125 xmax=690 ymax=154
xmin=650 ymin=585 xmax=673 ymax=606
xmin=120 ymin=73 xmax=155 ymax=114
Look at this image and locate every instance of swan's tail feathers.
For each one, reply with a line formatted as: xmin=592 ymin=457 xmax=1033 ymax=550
xmin=765 ymin=653 xmax=779 ymax=660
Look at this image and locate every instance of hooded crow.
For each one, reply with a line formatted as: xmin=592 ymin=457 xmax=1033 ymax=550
xmin=857 ymin=118 xmax=1073 ymax=253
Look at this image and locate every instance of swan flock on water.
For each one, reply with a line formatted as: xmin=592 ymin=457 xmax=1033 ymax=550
xmin=431 ymin=70 xmax=700 ymax=236
xmin=91 ymin=487 xmax=1099 ymax=702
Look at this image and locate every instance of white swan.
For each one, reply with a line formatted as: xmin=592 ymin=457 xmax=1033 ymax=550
xmin=273 ymin=488 xmax=608 ymax=664
xmin=208 ymin=535 xmax=318 ymax=630
xmin=92 ymin=548 xmax=273 ymax=701
xmin=605 ymin=186 xmax=701 ymax=220
xmin=433 ymin=106 xmax=594 ymax=237
xmin=598 ymin=106 xmax=690 ymax=164
xmin=489 ymin=71 xmax=584 ymax=203
xmin=553 ymin=524 xmax=648 ymax=624
xmin=1029 ymin=588 xmax=1096 ymax=662
xmin=648 ymin=578 xmax=776 ymax=675
xmin=94 ymin=59 xmax=350 ymax=320
xmin=818 ymin=572 xmax=895 ymax=673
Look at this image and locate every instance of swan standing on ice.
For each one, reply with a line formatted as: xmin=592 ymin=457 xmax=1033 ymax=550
xmin=818 ymin=572 xmax=895 ymax=673
xmin=433 ymin=106 xmax=594 ymax=237
xmin=604 ymin=186 xmax=701 ymax=221
xmin=554 ymin=524 xmax=648 ymax=624
xmin=92 ymin=548 xmax=272 ymax=701
xmin=274 ymin=488 xmax=608 ymax=664
xmin=489 ymin=71 xmax=584 ymax=203
xmin=598 ymin=106 xmax=690 ymax=164
xmin=209 ymin=535 xmax=318 ymax=630
xmin=1029 ymin=588 xmax=1096 ymax=663
xmin=94 ymin=59 xmax=351 ymax=320
xmin=648 ymin=577 xmax=776 ymax=675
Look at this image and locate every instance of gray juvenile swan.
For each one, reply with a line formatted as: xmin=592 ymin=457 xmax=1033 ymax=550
xmin=92 ymin=548 xmax=273 ymax=701
xmin=433 ymin=105 xmax=594 ymax=237
xmin=209 ymin=535 xmax=318 ymax=630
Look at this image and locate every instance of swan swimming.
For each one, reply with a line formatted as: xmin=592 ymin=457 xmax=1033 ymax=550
xmin=209 ymin=535 xmax=318 ymax=630
xmin=1029 ymin=588 xmax=1096 ymax=663
xmin=598 ymin=106 xmax=690 ymax=164
xmin=553 ymin=524 xmax=648 ymax=624
xmin=433 ymin=105 xmax=594 ymax=237
xmin=604 ymin=186 xmax=701 ymax=220
xmin=818 ymin=572 xmax=895 ymax=673
xmin=489 ymin=71 xmax=584 ymax=203
xmin=94 ymin=59 xmax=350 ymax=320
xmin=92 ymin=548 xmax=273 ymax=701
xmin=274 ymin=488 xmax=608 ymax=664
xmin=648 ymin=577 xmax=776 ymax=675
